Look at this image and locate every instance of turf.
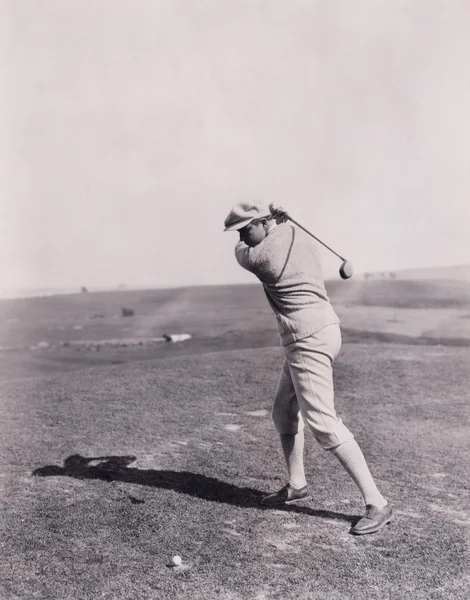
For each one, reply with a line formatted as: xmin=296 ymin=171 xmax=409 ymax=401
xmin=1 ymin=341 xmax=469 ymax=599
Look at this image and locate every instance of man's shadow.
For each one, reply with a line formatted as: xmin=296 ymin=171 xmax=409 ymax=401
xmin=33 ymin=454 xmax=357 ymax=524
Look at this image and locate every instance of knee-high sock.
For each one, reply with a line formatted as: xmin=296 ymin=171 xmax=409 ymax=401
xmin=332 ymin=439 xmax=387 ymax=507
xmin=280 ymin=431 xmax=307 ymax=489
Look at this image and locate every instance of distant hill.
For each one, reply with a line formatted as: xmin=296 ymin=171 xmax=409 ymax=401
xmin=1 ymin=277 xmax=469 ymax=376
xmin=326 ymin=278 xmax=470 ymax=309
xmin=1 ymin=269 xmax=470 ymax=317
xmin=359 ymin=264 xmax=470 ymax=281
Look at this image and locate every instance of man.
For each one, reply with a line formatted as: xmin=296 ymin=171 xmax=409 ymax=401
xmin=224 ymin=201 xmax=392 ymax=535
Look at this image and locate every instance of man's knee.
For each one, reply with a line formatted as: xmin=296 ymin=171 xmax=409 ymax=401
xmin=309 ymin=418 xmax=354 ymax=451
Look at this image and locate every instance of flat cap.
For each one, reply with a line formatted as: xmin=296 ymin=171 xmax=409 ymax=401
xmin=223 ymin=202 xmax=271 ymax=231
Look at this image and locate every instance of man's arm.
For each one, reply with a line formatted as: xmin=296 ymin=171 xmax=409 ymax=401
xmin=235 ymin=241 xmax=261 ymax=273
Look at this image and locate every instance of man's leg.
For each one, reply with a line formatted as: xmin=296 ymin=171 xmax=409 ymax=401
xmin=332 ymin=440 xmax=387 ymax=508
xmin=280 ymin=430 xmax=307 ymax=490
xmin=261 ymin=360 xmax=310 ymax=506
xmin=285 ymin=325 xmax=392 ymax=533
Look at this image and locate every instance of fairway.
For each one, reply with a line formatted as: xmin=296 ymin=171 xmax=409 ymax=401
xmin=1 ymin=337 xmax=469 ymax=599
xmin=3 ymin=0 xmax=470 ymax=596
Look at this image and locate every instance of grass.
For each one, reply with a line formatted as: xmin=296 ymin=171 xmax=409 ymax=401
xmin=1 ymin=278 xmax=469 ymax=598
xmin=1 ymin=339 xmax=469 ymax=599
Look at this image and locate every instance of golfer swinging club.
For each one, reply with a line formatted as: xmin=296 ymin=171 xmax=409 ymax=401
xmin=224 ymin=201 xmax=393 ymax=535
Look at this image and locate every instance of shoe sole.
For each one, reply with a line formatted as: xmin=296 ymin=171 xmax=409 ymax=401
xmin=261 ymin=494 xmax=312 ymax=507
xmin=350 ymin=514 xmax=394 ymax=535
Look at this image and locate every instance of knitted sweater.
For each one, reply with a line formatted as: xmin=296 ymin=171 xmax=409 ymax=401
xmin=235 ymin=222 xmax=339 ymax=345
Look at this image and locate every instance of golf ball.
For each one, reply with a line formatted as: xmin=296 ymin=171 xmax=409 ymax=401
xmin=172 ymin=555 xmax=182 ymax=566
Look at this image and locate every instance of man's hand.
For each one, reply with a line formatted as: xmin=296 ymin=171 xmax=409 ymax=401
xmin=269 ymin=202 xmax=289 ymax=224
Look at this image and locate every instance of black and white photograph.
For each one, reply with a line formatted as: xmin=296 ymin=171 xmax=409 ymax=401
xmin=1 ymin=1 xmax=469 ymax=599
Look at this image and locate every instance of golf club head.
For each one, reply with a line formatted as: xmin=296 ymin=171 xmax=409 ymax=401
xmin=339 ymin=260 xmax=354 ymax=280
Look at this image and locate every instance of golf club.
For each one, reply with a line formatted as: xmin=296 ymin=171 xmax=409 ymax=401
xmin=281 ymin=213 xmax=354 ymax=280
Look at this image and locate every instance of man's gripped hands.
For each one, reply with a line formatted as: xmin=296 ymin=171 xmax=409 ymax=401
xmin=269 ymin=202 xmax=289 ymax=224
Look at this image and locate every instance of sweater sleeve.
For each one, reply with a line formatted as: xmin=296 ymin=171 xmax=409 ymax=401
xmin=235 ymin=241 xmax=261 ymax=273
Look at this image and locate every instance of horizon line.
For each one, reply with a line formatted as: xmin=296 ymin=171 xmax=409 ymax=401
xmin=1 ymin=263 xmax=469 ymax=301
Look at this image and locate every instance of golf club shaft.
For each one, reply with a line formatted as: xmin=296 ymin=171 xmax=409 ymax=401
xmin=284 ymin=214 xmax=346 ymax=262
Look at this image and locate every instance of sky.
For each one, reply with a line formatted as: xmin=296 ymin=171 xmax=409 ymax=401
xmin=1 ymin=0 xmax=469 ymax=293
